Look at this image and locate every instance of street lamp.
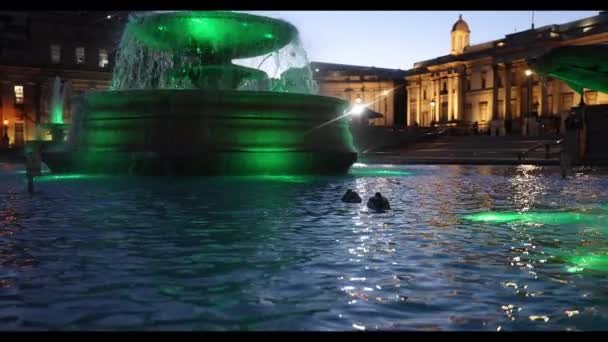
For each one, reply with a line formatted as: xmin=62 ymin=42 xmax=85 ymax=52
xmin=525 ymin=69 xmax=533 ymax=117
xmin=355 ymin=96 xmax=362 ymax=103
xmin=430 ymin=99 xmax=436 ymax=124
xmin=2 ymin=120 xmax=8 ymax=148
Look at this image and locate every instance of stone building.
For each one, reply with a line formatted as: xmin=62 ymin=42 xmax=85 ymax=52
xmin=0 ymin=11 xmax=126 ymax=146
xmin=405 ymin=12 xmax=608 ymax=134
xmin=311 ymin=62 xmax=410 ymax=127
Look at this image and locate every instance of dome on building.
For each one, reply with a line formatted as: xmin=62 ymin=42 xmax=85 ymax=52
xmin=452 ymin=14 xmax=470 ymax=33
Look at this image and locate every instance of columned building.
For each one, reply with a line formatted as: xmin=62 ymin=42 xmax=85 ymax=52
xmin=405 ymin=12 xmax=608 ymax=133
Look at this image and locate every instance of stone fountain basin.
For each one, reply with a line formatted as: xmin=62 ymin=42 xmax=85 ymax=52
xmin=43 ymin=90 xmax=357 ymax=175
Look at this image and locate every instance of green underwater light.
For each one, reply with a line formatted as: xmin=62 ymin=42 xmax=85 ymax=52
xmin=463 ymin=211 xmax=598 ymax=225
xmin=231 ymin=175 xmax=314 ymax=183
xmin=565 ymin=254 xmax=608 ymax=273
xmin=349 ymin=168 xmax=414 ymax=177
xmin=35 ymin=174 xmax=106 ymax=182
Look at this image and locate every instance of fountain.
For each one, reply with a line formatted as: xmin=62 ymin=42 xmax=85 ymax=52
xmin=40 ymin=76 xmax=71 ymax=143
xmin=40 ymin=11 xmax=357 ymax=175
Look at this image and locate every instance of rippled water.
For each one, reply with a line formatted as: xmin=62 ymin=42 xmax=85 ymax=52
xmin=2 ymin=162 xmax=608 ymax=331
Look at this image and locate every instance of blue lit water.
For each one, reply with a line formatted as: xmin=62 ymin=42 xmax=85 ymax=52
xmin=2 ymin=163 xmax=608 ymax=331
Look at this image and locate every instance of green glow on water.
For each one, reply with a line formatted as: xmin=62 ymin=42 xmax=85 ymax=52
xmin=565 ymin=255 xmax=608 ymax=273
xmin=16 ymin=170 xmax=50 ymax=175
xmin=464 ymin=212 xmax=523 ymax=223
xmin=36 ymin=174 xmax=105 ymax=182
xmin=349 ymin=168 xmax=414 ymax=177
xmin=231 ymin=175 xmax=314 ymax=183
xmin=463 ymin=211 xmax=597 ymax=225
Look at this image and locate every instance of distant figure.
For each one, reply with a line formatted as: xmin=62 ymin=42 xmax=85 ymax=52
xmin=342 ymin=189 xmax=362 ymax=203
xmin=1 ymin=133 xmax=9 ymax=148
xmin=367 ymin=192 xmax=390 ymax=211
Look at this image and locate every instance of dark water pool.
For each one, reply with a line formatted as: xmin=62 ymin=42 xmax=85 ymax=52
xmin=1 ymin=163 xmax=608 ymax=331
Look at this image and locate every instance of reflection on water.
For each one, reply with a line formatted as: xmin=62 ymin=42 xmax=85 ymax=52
xmin=1 ymin=163 xmax=608 ymax=331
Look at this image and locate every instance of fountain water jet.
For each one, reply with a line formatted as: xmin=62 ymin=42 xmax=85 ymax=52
xmin=39 ymin=11 xmax=357 ymax=175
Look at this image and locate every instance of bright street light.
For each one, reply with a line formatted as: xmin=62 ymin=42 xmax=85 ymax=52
xmin=349 ymin=104 xmax=367 ymax=115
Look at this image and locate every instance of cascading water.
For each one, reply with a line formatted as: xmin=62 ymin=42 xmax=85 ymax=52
xmin=111 ymin=11 xmax=319 ymax=94
xmin=50 ymin=76 xmax=70 ymax=124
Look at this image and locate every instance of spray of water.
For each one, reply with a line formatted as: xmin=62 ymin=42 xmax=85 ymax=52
xmin=49 ymin=76 xmax=71 ymax=124
xmin=111 ymin=11 xmax=319 ymax=94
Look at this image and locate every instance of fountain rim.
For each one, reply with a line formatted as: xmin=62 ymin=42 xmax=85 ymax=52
xmin=72 ymin=89 xmax=350 ymax=108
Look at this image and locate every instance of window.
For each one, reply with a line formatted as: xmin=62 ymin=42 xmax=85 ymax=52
xmin=481 ymin=77 xmax=486 ymax=89
xmin=498 ymin=76 xmax=503 ymax=88
xmin=99 ymin=49 xmax=109 ymax=68
xmin=466 ymin=78 xmax=471 ymax=91
xmin=76 ymin=47 xmax=85 ymax=64
xmin=479 ymin=101 xmax=489 ymax=121
xmin=442 ymin=82 xmax=447 ymax=93
xmin=464 ymin=103 xmax=473 ymax=121
xmin=441 ymin=102 xmax=448 ymax=121
xmin=423 ymin=89 xmax=427 ymax=100
xmin=560 ymin=93 xmax=573 ymax=112
xmin=585 ymin=91 xmax=598 ymax=105
xmin=50 ymin=44 xmax=61 ymax=63
xmin=14 ymin=85 xmax=24 ymax=104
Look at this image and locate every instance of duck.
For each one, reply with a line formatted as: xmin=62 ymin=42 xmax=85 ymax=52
xmin=341 ymin=189 xmax=362 ymax=203
xmin=367 ymin=192 xmax=390 ymax=211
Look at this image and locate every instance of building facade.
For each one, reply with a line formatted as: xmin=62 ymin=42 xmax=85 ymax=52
xmin=0 ymin=11 xmax=126 ymax=146
xmin=405 ymin=12 xmax=608 ymax=133
xmin=311 ymin=62 xmax=409 ymax=127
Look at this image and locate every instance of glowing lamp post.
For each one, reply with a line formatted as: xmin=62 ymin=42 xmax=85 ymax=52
xmin=525 ymin=69 xmax=533 ymax=118
xmin=430 ymin=99 xmax=436 ymax=124
xmin=2 ymin=120 xmax=8 ymax=148
xmin=383 ymin=90 xmax=388 ymax=126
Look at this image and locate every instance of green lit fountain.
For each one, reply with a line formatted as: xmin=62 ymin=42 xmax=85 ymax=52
xmin=41 ymin=11 xmax=356 ymax=175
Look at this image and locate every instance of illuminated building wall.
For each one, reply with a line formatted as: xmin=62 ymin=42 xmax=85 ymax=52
xmin=406 ymin=12 xmax=608 ymax=131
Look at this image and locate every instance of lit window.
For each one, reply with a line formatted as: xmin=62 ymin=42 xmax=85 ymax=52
xmin=99 ymin=49 xmax=109 ymax=68
xmin=50 ymin=44 xmax=61 ymax=63
xmin=76 ymin=47 xmax=85 ymax=64
xmin=14 ymin=85 xmax=24 ymax=104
